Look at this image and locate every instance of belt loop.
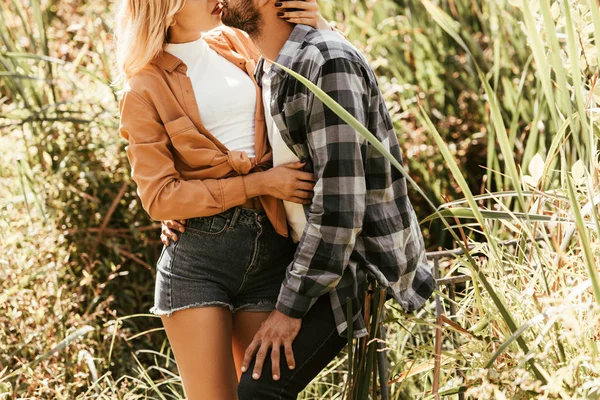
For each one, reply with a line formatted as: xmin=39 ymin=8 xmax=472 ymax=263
xmin=229 ymin=207 xmax=241 ymax=229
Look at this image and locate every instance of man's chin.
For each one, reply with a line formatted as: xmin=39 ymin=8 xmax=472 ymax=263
xmin=220 ymin=11 xmax=238 ymax=30
xmin=219 ymin=2 xmax=261 ymax=36
xmin=221 ymin=17 xmax=243 ymax=31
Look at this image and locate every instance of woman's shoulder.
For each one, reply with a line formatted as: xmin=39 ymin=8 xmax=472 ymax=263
xmin=123 ymin=57 xmax=173 ymax=104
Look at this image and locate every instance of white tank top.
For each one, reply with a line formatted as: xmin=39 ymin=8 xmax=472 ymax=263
xmin=165 ymin=35 xmax=256 ymax=157
xmin=262 ymin=61 xmax=308 ymax=243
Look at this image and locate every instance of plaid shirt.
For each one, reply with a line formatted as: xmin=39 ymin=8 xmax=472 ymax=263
xmin=256 ymin=25 xmax=435 ymax=338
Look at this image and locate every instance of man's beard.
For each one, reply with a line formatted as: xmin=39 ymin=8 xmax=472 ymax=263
xmin=221 ymin=1 xmax=262 ymax=37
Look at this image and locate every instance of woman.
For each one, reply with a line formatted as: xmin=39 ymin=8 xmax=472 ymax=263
xmin=114 ymin=0 xmax=329 ymax=398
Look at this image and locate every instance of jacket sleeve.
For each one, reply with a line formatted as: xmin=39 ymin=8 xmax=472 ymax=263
xmin=119 ymin=90 xmax=249 ymax=221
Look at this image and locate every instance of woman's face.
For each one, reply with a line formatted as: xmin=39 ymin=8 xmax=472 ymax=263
xmin=171 ymin=0 xmax=225 ymax=36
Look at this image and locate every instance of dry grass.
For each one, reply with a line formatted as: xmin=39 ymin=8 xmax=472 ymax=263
xmin=1 ymin=0 xmax=599 ymax=398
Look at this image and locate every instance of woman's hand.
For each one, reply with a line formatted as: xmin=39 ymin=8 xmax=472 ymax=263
xmin=161 ymin=162 xmax=314 ymax=246
xmin=243 ymin=161 xmax=315 ymax=204
xmin=262 ymin=161 xmax=315 ymax=204
xmin=276 ymin=0 xmax=331 ymax=30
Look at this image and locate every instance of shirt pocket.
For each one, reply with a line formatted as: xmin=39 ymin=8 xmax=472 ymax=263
xmin=164 ymin=115 xmax=198 ymax=138
xmin=164 ymin=115 xmax=220 ymax=168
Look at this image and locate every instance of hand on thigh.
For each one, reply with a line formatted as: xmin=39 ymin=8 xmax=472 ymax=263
xmin=161 ymin=306 xmax=237 ymax=400
xmin=232 ymin=311 xmax=271 ymax=380
xmin=236 ymin=295 xmax=349 ymax=400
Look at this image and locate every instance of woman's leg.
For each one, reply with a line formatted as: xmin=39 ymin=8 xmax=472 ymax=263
xmin=161 ymin=306 xmax=238 ymax=400
xmin=232 ymin=311 xmax=271 ymax=380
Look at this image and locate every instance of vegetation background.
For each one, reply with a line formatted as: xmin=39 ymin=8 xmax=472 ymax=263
xmin=0 ymin=0 xmax=599 ymax=398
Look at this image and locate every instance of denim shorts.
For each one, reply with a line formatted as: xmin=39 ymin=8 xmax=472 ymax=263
xmin=150 ymin=207 xmax=297 ymax=316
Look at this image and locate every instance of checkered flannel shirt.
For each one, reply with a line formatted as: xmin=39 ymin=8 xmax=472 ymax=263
xmin=256 ymin=25 xmax=435 ymax=338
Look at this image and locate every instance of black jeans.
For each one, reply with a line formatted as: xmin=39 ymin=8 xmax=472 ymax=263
xmin=237 ymin=294 xmax=357 ymax=399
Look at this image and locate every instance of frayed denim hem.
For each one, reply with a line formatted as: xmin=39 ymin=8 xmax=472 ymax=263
xmin=233 ymin=301 xmax=276 ymax=314
xmin=150 ymin=301 xmax=234 ymax=317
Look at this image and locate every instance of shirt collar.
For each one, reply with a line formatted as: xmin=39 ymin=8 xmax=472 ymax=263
xmin=266 ymin=24 xmax=314 ymax=79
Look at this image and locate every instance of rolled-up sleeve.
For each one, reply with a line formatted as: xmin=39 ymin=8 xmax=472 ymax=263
xmin=119 ymin=90 xmax=248 ymax=221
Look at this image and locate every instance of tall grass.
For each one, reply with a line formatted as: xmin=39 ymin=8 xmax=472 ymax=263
xmin=1 ymin=0 xmax=166 ymax=396
xmin=0 ymin=0 xmax=599 ymax=398
xmin=301 ymin=0 xmax=600 ymax=398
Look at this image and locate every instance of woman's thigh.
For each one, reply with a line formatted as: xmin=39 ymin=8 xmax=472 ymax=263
xmin=161 ymin=306 xmax=238 ymax=400
xmin=232 ymin=311 xmax=272 ymax=380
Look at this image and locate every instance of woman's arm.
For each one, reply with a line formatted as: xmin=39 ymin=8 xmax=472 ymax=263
xmin=120 ymin=91 xmax=315 ymax=221
xmin=160 ymin=161 xmax=315 ymax=244
xmin=120 ymin=90 xmax=252 ymax=221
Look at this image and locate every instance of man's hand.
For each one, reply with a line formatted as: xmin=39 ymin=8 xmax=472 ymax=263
xmin=242 ymin=310 xmax=302 ymax=381
xmin=160 ymin=220 xmax=186 ymax=246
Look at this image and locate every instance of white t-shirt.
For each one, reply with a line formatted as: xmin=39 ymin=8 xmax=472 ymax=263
xmin=165 ymin=35 xmax=256 ymax=157
xmin=262 ymin=61 xmax=308 ymax=243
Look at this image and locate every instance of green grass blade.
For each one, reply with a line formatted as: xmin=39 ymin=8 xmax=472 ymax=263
xmin=421 ymin=0 xmax=526 ymax=208
xmin=485 ymin=314 xmax=545 ymax=368
xmin=421 ymin=208 xmax=591 ymax=226
xmin=562 ymin=0 xmax=591 ymax=164
xmin=539 ymin=0 xmax=572 ymax=116
xmin=565 ymin=174 xmax=600 ymax=305
xmin=520 ymin=0 xmax=560 ymax=128
xmin=477 ymin=64 xmax=526 ymax=209
xmin=591 ymin=0 xmax=600 ymax=76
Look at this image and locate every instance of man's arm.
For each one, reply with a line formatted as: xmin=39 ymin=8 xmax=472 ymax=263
xmin=276 ymin=57 xmax=371 ymax=319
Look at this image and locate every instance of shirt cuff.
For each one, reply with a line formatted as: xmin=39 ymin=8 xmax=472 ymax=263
xmin=276 ymin=285 xmax=318 ymax=319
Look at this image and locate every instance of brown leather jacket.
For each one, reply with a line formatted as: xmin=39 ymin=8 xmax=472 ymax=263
xmin=119 ymin=26 xmax=288 ymax=237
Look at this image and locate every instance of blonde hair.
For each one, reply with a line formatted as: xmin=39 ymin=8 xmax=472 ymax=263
xmin=113 ymin=0 xmax=186 ymax=83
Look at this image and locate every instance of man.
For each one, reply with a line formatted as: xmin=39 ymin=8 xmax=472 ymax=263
xmin=163 ymin=1 xmax=435 ymax=397
xmin=220 ymin=0 xmax=435 ymax=397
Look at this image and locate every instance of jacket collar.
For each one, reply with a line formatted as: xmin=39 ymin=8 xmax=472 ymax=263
xmin=150 ymin=50 xmax=185 ymax=73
